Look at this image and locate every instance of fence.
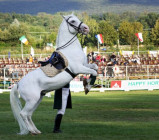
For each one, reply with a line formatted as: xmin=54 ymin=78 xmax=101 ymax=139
xmin=0 ymin=50 xmax=158 ymax=59
xmin=1 ymin=64 xmax=159 ymax=90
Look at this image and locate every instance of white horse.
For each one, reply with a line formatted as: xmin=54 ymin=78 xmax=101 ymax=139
xmin=10 ymin=13 xmax=98 ymax=135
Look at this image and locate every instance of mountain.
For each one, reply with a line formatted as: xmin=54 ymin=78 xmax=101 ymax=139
xmin=1 ymin=0 xmax=159 ymax=15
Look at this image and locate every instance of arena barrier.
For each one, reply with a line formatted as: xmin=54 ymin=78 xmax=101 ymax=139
xmin=1 ymin=64 xmax=159 ymax=92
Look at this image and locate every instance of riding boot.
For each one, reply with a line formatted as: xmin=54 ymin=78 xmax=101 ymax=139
xmin=53 ymin=114 xmax=63 ymax=133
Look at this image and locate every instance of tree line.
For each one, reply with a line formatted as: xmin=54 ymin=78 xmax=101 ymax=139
xmin=1 ymin=12 xmax=159 ymax=52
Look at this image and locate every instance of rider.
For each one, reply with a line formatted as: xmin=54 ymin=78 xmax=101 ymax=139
xmin=53 ymin=74 xmax=96 ymax=133
xmin=53 ymin=83 xmax=71 ymax=133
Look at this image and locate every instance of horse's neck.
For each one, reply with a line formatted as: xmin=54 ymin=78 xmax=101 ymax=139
xmin=56 ymin=21 xmax=81 ymax=50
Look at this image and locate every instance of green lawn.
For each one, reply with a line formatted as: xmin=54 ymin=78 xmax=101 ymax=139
xmin=1 ymin=90 xmax=159 ymax=140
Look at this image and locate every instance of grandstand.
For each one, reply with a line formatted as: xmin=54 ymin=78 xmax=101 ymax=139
xmin=0 ymin=51 xmax=159 ymax=90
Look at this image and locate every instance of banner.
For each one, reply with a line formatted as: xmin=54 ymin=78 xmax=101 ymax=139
xmin=31 ymin=46 xmax=34 ymax=57
xmin=122 ymin=51 xmax=134 ymax=57
xmin=111 ymin=81 xmax=121 ymax=88
xmin=111 ymin=79 xmax=159 ymax=91
xmin=70 ymin=81 xmax=84 ymax=92
xmin=148 ymin=51 xmax=158 ymax=57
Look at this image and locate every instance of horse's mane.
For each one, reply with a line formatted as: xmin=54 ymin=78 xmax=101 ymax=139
xmin=56 ymin=15 xmax=72 ymax=48
xmin=56 ymin=13 xmax=74 ymax=48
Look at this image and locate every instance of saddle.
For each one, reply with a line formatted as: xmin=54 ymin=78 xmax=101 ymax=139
xmin=39 ymin=51 xmax=66 ymax=69
xmin=39 ymin=51 xmax=68 ymax=77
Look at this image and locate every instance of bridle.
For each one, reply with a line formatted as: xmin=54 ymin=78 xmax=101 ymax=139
xmin=56 ymin=16 xmax=84 ymax=51
xmin=66 ymin=16 xmax=83 ymax=33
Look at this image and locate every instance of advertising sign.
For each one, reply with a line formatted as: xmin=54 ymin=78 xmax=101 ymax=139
xmin=111 ymin=79 xmax=159 ymax=91
xmin=111 ymin=81 xmax=121 ymax=88
xmin=70 ymin=81 xmax=84 ymax=92
xmin=122 ymin=79 xmax=159 ymax=91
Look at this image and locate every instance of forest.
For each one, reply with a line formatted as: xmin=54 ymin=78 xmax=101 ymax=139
xmin=1 ymin=11 xmax=159 ymax=54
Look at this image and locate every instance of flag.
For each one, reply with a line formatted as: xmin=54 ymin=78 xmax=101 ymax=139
xmin=31 ymin=46 xmax=34 ymax=57
xmin=119 ymin=50 xmax=122 ymax=55
xmin=47 ymin=43 xmax=53 ymax=47
xmin=95 ymin=34 xmax=104 ymax=44
xmin=19 ymin=35 xmax=29 ymax=45
xmin=135 ymin=33 xmax=143 ymax=42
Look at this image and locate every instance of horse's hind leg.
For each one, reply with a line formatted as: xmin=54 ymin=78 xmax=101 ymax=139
xmin=27 ymin=96 xmax=43 ymax=134
xmin=20 ymin=98 xmax=41 ymax=135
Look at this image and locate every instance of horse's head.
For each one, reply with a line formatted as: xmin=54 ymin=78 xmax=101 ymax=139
xmin=63 ymin=14 xmax=89 ymax=35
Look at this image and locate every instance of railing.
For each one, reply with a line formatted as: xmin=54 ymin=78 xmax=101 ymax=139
xmin=104 ymin=65 xmax=159 ymax=80
xmin=0 ymin=53 xmax=52 ymax=59
xmin=1 ymin=50 xmax=159 ymax=59
xmin=1 ymin=64 xmax=159 ymax=89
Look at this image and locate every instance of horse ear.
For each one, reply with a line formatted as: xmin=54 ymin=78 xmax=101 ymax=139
xmin=61 ymin=15 xmax=66 ymax=19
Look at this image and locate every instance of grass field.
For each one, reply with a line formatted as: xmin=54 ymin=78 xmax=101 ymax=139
xmin=1 ymin=90 xmax=159 ymax=140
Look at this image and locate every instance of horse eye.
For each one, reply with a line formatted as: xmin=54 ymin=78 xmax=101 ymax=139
xmin=71 ymin=20 xmax=75 ymax=23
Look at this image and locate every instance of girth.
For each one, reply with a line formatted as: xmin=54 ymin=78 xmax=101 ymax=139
xmin=65 ymin=68 xmax=76 ymax=78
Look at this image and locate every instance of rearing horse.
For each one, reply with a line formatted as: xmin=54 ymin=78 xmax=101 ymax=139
xmin=10 ymin=13 xmax=98 ymax=135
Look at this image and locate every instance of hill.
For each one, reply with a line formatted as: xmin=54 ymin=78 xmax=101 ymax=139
xmin=1 ymin=0 xmax=159 ymax=15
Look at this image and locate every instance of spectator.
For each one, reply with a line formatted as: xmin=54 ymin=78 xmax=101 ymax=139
xmin=106 ymin=61 xmax=114 ymax=78
xmin=12 ymin=65 xmax=19 ymax=79
xmin=29 ymin=54 xmax=33 ymax=63
xmin=101 ymin=55 xmax=106 ymax=63
xmin=110 ymin=52 xmax=116 ymax=63
xmin=95 ymin=54 xmax=101 ymax=62
xmin=8 ymin=65 xmax=13 ymax=77
xmin=87 ymin=51 xmax=95 ymax=63
xmin=113 ymin=64 xmax=122 ymax=77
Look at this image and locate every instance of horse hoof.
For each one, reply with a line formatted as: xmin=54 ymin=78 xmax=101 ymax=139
xmin=30 ymin=132 xmax=38 ymax=135
xmin=84 ymin=88 xmax=89 ymax=95
xmin=35 ymin=130 xmax=41 ymax=134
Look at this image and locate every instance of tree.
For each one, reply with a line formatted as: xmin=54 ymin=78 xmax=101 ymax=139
xmin=0 ymin=28 xmax=11 ymax=42
xmin=151 ymin=19 xmax=159 ymax=46
xmin=138 ymin=13 xmax=159 ymax=28
xmin=78 ymin=12 xmax=99 ymax=47
xmin=119 ymin=21 xmax=143 ymax=47
xmin=98 ymin=20 xmax=117 ymax=47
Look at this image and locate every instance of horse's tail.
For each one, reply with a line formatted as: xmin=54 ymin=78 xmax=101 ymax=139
xmin=10 ymin=84 xmax=29 ymax=135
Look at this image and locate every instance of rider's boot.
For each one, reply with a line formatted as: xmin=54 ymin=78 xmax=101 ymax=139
xmin=53 ymin=114 xmax=63 ymax=133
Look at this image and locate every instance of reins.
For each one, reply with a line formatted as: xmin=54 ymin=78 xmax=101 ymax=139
xmin=56 ymin=16 xmax=84 ymax=51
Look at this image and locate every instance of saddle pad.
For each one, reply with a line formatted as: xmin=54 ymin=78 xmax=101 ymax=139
xmin=57 ymin=51 xmax=68 ymax=67
xmin=40 ymin=51 xmax=68 ymax=77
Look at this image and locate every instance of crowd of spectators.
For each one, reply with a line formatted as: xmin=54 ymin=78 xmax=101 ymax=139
xmin=0 ymin=51 xmax=159 ymax=87
xmin=0 ymin=55 xmax=40 ymax=87
xmin=87 ymin=51 xmax=159 ymax=78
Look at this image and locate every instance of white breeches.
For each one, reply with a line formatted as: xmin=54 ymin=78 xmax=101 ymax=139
xmin=57 ymin=88 xmax=70 ymax=115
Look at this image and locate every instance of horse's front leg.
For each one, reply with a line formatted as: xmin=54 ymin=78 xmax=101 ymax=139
xmin=71 ymin=64 xmax=97 ymax=76
xmin=82 ymin=58 xmax=98 ymax=94
xmin=83 ymin=63 xmax=98 ymax=71
xmin=83 ymin=57 xmax=98 ymax=70
xmin=70 ymin=64 xmax=97 ymax=94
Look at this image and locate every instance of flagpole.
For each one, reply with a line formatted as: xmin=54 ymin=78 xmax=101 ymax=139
xmin=137 ymin=38 xmax=139 ymax=56
xmin=21 ymin=41 xmax=23 ymax=59
xmin=98 ymin=40 xmax=99 ymax=53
